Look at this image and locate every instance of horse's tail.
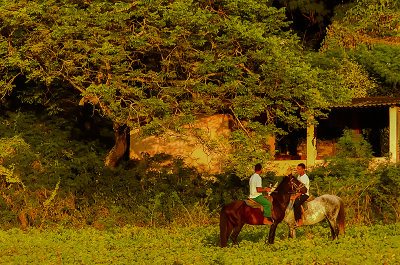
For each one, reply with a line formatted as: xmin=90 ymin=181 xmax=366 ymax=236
xmin=337 ymin=198 xmax=345 ymax=235
xmin=219 ymin=206 xmax=231 ymax=247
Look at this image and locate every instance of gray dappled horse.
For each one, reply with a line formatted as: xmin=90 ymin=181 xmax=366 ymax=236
xmin=284 ymin=194 xmax=345 ymax=240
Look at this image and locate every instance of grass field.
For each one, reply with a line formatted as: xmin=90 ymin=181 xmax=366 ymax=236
xmin=0 ymin=222 xmax=399 ymax=264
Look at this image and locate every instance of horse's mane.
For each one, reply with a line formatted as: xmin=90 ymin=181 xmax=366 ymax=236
xmin=274 ymin=175 xmax=290 ymax=192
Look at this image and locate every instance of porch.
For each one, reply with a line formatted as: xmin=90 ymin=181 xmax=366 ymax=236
xmin=269 ymin=97 xmax=400 ymax=175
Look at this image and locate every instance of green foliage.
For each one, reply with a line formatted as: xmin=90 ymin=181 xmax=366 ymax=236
xmin=92 ymin=154 xmax=249 ymax=226
xmin=0 ymin=108 xmax=250 ymax=227
xmin=334 ymin=129 xmax=373 ymax=161
xmin=310 ymin=129 xmax=400 ymax=224
xmin=369 ymin=163 xmax=400 ymax=222
xmin=322 ymin=0 xmax=400 ymax=51
xmin=0 ymin=136 xmax=32 ymax=190
xmin=0 ymin=109 xmax=109 ymax=191
xmin=319 ymin=0 xmax=400 ymax=96
xmin=309 ymin=50 xmax=377 ymax=100
xmin=0 ymin=224 xmax=400 ymax=264
xmin=0 ymin=0 xmax=353 ymax=172
xmin=349 ymin=44 xmax=400 ymax=95
xmin=343 ymin=0 xmax=400 ymax=38
xmin=0 ymin=108 xmax=113 ymax=227
xmin=226 ymin=123 xmax=275 ymax=178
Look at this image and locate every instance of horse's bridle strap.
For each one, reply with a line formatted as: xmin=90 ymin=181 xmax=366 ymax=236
xmin=290 ymin=178 xmax=305 ymax=194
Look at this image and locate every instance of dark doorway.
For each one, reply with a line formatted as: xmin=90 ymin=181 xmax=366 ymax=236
xmin=317 ymin=106 xmax=389 ymax=157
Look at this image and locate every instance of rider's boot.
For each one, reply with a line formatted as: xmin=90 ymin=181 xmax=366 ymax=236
xmin=263 ymin=217 xmax=274 ymax=225
xmin=294 ymin=218 xmax=303 ymax=227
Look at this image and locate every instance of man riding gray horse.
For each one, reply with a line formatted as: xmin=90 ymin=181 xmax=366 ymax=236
xmin=293 ymin=163 xmax=309 ymax=227
xmin=284 ymin=163 xmax=345 ymax=240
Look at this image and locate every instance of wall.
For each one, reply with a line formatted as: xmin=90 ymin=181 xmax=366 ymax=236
xmin=130 ymin=114 xmax=233 ymax=173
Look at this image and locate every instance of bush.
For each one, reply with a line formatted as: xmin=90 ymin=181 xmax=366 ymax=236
xmin=2 ymin=109 xmax=400 ymax=229
xmin=0 ymin=108 xmax=252 ymax=228
xmin=310 ymin=129 xmax=400 ymax=224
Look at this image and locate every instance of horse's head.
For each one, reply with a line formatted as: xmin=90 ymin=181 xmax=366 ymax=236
xmin=274 ymin=173 xmax=308 ymax=195
xmin=287 ymin=173 xmax=307 ymax=194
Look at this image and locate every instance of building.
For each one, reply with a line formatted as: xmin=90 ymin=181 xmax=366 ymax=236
xmin=268 ymin=97 xmax=400 ymax=174
xmin=130 ymin=97 xmax=400 ymax=175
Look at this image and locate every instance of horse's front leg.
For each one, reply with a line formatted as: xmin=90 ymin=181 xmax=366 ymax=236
xmin=267 ymin=223 xmax=278 ymax=244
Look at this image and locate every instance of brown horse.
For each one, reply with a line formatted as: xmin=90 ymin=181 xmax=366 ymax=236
xmin=219 ymin=174 xmax=307 ymax=247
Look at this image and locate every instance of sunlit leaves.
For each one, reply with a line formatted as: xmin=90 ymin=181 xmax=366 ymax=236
xmin=0 ymin=0 xmax=360 ymax=173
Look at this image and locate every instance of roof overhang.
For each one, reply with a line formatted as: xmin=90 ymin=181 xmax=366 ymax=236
xmin=332 ymin=97 xmax=400 ymax=109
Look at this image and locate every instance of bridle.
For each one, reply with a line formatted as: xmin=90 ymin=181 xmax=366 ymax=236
xmin=289 ymin=176 xmax=305 ymax=194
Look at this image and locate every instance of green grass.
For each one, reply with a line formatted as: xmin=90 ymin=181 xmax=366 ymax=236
xmin=0 ymin=223 xmax=399 ymax=264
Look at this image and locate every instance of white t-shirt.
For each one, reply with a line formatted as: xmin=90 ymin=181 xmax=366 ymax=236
xmin=297 ymin=174 xmax=310 ymax=196
xmin=249 ymin=173 xmax=262 ymax=198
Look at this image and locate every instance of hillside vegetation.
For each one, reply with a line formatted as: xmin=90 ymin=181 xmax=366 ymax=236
xmin=1 ymin=2 xmax=400 ymax=253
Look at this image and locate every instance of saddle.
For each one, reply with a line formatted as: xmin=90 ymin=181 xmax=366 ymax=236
xmin=244 ymin=182 xmax=278 ymax=211
xmin=244 ymin=196 xmax=273 ymax=211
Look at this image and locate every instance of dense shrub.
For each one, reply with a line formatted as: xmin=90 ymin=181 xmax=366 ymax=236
xmin=310 ymin=129 xmax=400 ymax=224
xmin=0 ymin=108 xmax=250 ymax=228
xmin=1 ymin=109 xmax=400 ymax=229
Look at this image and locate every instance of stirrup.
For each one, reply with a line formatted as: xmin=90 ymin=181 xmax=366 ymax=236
xmin=294 ymin=219 xmax=303 ymax=228
xmin=263 ymin=217 xmax=274 ymax=225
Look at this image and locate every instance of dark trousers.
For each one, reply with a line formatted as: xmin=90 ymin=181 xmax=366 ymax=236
xmin=294 ymin=194 xmax=309 ymax=221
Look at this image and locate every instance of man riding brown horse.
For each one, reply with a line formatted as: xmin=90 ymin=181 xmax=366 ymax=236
xmin=219 ymin=170 xmax=307 ymax=247
xmin=248 ymin=163 xmax=274 ymax=225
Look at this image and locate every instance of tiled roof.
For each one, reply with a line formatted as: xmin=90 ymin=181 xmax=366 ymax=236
xmin=333 ymin=97 xmax=400 ymax=108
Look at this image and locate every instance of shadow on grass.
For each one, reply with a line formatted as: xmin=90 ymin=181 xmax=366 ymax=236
xmin=202 ymin=221 xmax=339 ymax=249
xmin=202 ymin=224 xmax=299 ymax=247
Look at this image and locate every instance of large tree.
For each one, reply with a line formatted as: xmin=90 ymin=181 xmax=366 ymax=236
xmin=0 ymin=0 xmax=350 ymax=172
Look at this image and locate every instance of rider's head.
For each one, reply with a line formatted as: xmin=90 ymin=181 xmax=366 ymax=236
xmin=255 ymin=163 xmax=262 ymax=173
xmin=297 ymin=163 xmax=306 ymax=176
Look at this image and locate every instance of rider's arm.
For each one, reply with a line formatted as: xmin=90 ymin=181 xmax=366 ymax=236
xmin=256 ymin=187 xmax=271 ymax=192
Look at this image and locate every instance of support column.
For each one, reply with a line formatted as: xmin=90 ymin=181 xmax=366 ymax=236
xmin=306 ymin=119 xmax=317 ymax=167
xmin=389 ymin=106 xmax=399 ymax=163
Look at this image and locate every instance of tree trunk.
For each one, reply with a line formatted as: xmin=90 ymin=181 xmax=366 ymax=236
xmin=105 ymin=123 xmax=128 ymax=168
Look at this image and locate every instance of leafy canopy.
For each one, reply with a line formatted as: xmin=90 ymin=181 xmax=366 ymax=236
xmin=0 ymin=0 xmax=352 ymax=174
xmin=320 ymin=0 xmax=400 ymax=96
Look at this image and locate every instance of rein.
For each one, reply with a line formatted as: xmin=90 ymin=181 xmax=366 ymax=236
xmin=289 ymin=177 xmax=305 ymax=194
xmin=270 ymin=176 xmax=304 ymax=195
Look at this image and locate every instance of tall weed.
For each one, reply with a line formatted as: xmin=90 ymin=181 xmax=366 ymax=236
xmin=310 ymin=129 xmax=399 ymax=224
xmin=2 ymin=110 xmax=400 ymax=229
